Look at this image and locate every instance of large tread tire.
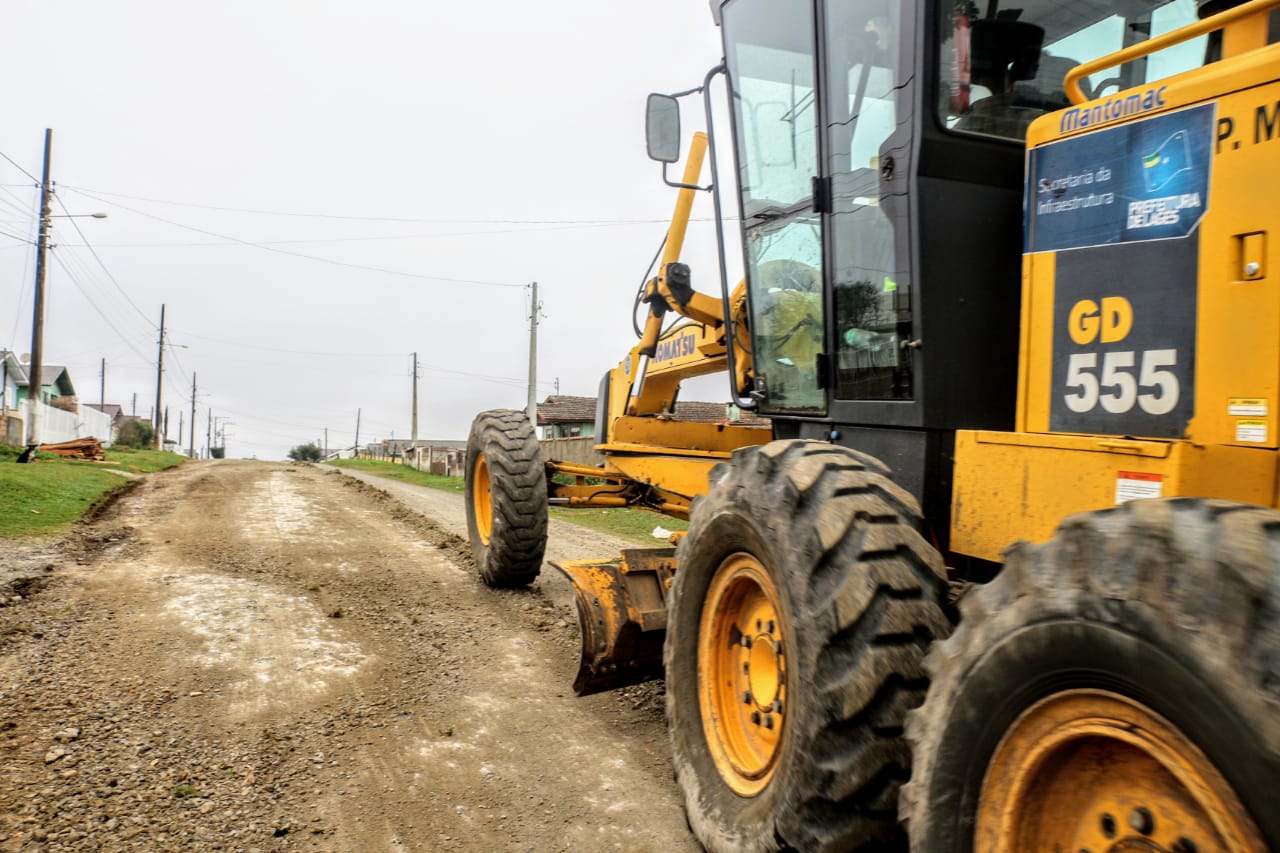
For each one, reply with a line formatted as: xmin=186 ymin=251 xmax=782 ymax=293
xmin=902 ymin=497 xmax=1280 ymax=851
xmin=463 ymin=409 xmax=548 ymax=588
xmin=665 ymin=440 xmax=954 ymax=852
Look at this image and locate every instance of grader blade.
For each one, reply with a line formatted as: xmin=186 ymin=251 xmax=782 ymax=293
xmin=553 ymin=549 xmax=676 ymax=695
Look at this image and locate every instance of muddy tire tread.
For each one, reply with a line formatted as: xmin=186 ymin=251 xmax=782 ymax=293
xmin=464 ymin=409 xmax=547 ymax=588
xmin=667 ymin=440 xmax=954 ymax=853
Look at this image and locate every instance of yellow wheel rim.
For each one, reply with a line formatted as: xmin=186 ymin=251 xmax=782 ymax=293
xmin=472 ymin=453 xmax=492 ymax=546
xmin=697 ymin=553 xmax=787 ymax=797
xmin=977 ymin=689 xmax=1266 ymax=853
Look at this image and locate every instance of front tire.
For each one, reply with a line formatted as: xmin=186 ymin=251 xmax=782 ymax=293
xmin=902 ymin=498 xmax=1280 ymax=852
xmin=665 ymin=440 xmax=953 ymax=852
xmin=463 ymin=409 xmax=547 ymax=588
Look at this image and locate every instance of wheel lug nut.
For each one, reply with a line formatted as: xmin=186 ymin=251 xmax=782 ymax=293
xmin=756 ymin=619 xmax=762 ymax=630
xmin=743 ymin=662 xmax=750 ymax=674
xmin=1129 ymin=807 xmax=1154 ymax=836
xmin=740 ymin=635 xmax=752 ymax=649
xmin=1100 ymin=814 xmax=1116 ymax=839
xmin=763 ymin=714 xmax=775 ymax=729
xmin=1171 ymin=838 xmax=1198 ymax=853
xmin=750 ymin=711 xmax=761 ymax=726
xmin=767 ymin=620 xmax=775 ymax=633
xmin=773 ymin=640 xmax=783 ymax=653
xmin=772 ymin=699 xmax=783 ymax=714
xmin=742 ymin=691 xmax=752 ymax=704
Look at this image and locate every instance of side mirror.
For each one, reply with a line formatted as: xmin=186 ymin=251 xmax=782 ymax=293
xmin=646 ymin=93 xmax=681 ymax=164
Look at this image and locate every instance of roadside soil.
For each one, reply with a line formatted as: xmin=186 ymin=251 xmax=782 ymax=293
xmin=0 ymin=460 xmax=697 ymax=852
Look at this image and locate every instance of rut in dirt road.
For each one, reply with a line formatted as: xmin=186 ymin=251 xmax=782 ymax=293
xmin=0 ymin=460 xmax=697 ymax=852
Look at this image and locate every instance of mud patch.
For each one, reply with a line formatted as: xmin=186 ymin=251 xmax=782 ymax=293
xmin=159 ymin=571 xmax=369 ymax=718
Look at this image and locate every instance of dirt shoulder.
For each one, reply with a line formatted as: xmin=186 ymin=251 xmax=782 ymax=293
xmin=0 ymin=460 xmax=695 ymax=852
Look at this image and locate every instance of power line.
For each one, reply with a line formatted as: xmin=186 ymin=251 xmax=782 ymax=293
xmin=178 ymin=331 xmax=409 ymax=358
xmin=6 ymin=184 xmax=39 ymax=347
xmin=49 ymin=251 xmax=153 ymax=365
xmin=61 ymin=184 xmax=689 ymax=226
xmin=0 ymin=150 xmax=37 ymax=183
xmin=54 ymin=194 xmax=155 ymax=328
xmin=66 ymin=188 xmax=528 ymax=289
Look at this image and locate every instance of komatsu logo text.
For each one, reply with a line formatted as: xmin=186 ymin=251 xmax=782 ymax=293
xmin=654 ymin=333 xmax=697 ymax=363
xmin=1060 ymin=87 xmax=1167 ymax=133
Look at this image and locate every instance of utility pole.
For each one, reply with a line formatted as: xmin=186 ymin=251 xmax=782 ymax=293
xmin=206 ymin=409 xmax=212 ymax=459
xmin=411 ymin=352 xmax=419 ymax=448
xmin=99 ymin=358 xmax=105 ymax=408
xmin=324 ymin=427 xmax=328 ymax=461
xmin=163 ymin=406 xmax=169 ymax=446
xmin=189 ymin=374 xmax=196 ymax=458
xmin=177 ymin=409 xmax=183 ymax=448
xmin=152 ymin=304 xmax=166 ymax=449
xmin=354 ymin=408 xmax=361 ymax=458
xmin=527 ymin=281 xmax=539 ymax=431
xmin=132 ymin=392 xmax=137 ymax=416
xmin=20 ymin=129 xmax=54 ymax=461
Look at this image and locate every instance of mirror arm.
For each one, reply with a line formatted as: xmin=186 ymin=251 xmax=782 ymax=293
xmin=661 ymin=160 xmax=712 ymax=192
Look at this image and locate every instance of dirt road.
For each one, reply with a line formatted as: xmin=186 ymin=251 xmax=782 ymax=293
xmin=0 ymin=461 xmax=698 ymax=852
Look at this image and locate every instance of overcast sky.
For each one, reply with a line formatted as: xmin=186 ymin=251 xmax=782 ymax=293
xmin=1 ymin=0 xmax=738 ymax=459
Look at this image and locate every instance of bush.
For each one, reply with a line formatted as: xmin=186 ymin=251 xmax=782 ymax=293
xmin=288 ymin=443 xmax=323 ymax=462
xmin=115 ymin=418 xmax=155 ymax=449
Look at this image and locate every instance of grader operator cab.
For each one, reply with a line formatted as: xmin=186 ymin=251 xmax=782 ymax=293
xmin=465 ymin=0 xmax=1280 ymax=848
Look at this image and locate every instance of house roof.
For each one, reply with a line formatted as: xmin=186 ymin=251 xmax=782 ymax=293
xmin=1 ymin=351 xmax=28 ymax=385
xmin=42 ymin=366 xmax=76 ymax=397
xmin=6 ymin=359 xmax=75 ymax=396
xmin=85 ymin=403 xmax=124 ymax=420
xmin=530 ymin=395 xmax=770 ymax=427
xmin=534 ymin=395 xmax=597 ymax=425
xmin=673 ymin=401 xmax=770 ymax=426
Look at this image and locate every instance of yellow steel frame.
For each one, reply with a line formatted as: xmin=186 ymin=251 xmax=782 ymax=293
xmin=546 ymin=133 xmax=766 ymax=520
xmin=952 ymin=0 xmax=1280 ymax=561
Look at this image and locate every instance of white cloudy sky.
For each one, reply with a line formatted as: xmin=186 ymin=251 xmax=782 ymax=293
xmin=1 ymin=0 xmax=739 ymax=458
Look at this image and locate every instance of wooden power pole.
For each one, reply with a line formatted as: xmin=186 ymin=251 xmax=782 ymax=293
xmin=527 ymin=281 xmax=539 ymax=431
xmin=152 ymin=304 xmax=166 ymax=448
xmin=411 ymin=352 xmax=419 ymax=448
xmin=189 ymin=373 xmax=197 ymax=458
xmin=20 ymin=129 xmax=54 ymax=460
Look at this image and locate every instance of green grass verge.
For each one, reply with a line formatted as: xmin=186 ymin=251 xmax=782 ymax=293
xmin=0 ymin=445 xmax=186 ymax=538
xmin=326 ymin=458 xmax=465 ymax=493
xmin=325 ymin=457 xmax=688 ymax=543
xmin=96 ymin=447 xmax=188 ymax=474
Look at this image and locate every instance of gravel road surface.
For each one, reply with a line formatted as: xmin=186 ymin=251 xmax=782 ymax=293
xmin=0 ymin=460 xmax=696 ymax=852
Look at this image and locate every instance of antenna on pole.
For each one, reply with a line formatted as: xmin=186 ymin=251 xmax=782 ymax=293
xmin=527 ymin=282 xmax=540 ymax=431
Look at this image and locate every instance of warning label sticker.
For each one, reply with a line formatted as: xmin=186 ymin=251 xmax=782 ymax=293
xmin=1115 ymin=471 xmax=1164 ymax=504
xmin=1236 ymin=420 xmax=1268 ymax=443
xmin=1228 ymin=398 xmax=1268 ymax=417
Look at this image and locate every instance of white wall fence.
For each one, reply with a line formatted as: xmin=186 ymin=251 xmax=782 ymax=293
xmin=403 ymin=446 xmax=466 ymax=477
xmin=2 ymin=400 xmax=113 ymax=447
xmin=540 ymin=436 xmax=604 ymax=466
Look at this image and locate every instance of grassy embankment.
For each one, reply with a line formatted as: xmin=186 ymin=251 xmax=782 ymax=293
xmin=0 ymin=446 xmax=186 ymax=538
xmin=325 ymin=457 xmax=688 ymax=543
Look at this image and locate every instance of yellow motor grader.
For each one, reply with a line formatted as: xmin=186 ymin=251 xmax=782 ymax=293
xmin=465 ymin=0 xmax=1280 ymax=849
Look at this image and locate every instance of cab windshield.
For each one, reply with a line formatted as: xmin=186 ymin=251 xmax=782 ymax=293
xmin=938 ymin=0 xmax=1208 ymax=141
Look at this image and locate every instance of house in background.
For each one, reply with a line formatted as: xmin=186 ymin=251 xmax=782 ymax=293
xmin=84 ymin=403 xmax=125 ymax=442
xmin=1 ymin=351 xmax=23 ymax=412
xmin=1 ymin=352 xmax=25 ymax=444
xmin=532 ymin=395 xmax=597 ymax=439
xmin=15 ymin=362 xmax=77 ymax=409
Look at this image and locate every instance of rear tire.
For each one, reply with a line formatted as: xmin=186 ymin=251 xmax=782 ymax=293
xmin=463 ymin=409 xmax=547 ymax=588
xmin=665 ymin=440 xmax=953 ymax=852
xmin=902 ymin=498 xmax=1280 ymax=852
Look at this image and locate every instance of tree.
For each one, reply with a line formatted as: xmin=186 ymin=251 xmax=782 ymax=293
xmin=115 ymin=418 xmax=155 ymax=449
xmin=288 ymin=443 xmax=323 ymax=462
